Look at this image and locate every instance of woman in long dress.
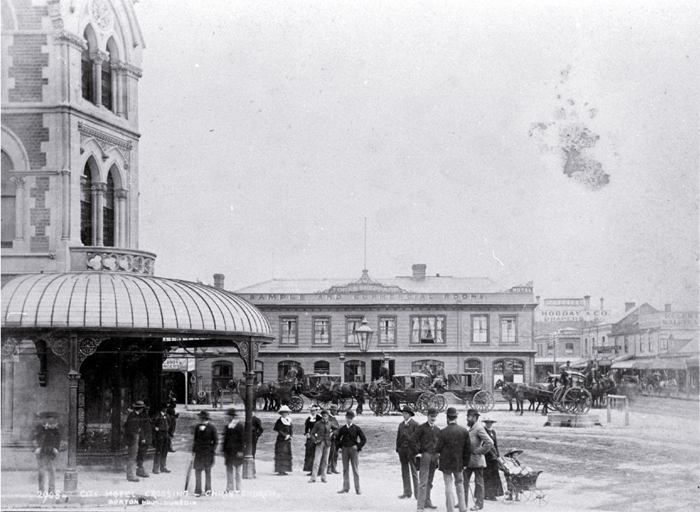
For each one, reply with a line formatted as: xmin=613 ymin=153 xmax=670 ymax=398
xmin=482 ymin=418 xmax=504 ymax=500
xmin=273 ymin=405 xmax=293 ymax=475
xmin=303 ymin=404 xmax=320 ymax=474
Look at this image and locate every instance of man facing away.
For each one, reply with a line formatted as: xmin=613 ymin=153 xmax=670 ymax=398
xmin=396 ymin=405 xmax=419 ymax=499
xmin=411 ymin=406 xmax=440 ymax=511
xmin=327 ymin=404 xmax=341 ymax=474
xmin=463 ymin=409 xmax=494 ymax=511
xmin=436 ymin=407 xmax=471 ymax=512
xmin=336 ymin=410 xmax=366 ymax=495
xmin=308 ymin=409 xmax=332 ymax=483
xmin=192 ymin=410 xmax=218 ymax=497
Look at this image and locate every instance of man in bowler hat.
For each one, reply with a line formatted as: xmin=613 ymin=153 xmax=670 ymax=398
xmin=336 ymin=410 xmax=366 ymax=494
xmin=396 ymin=405 xmax=419 ymax=499
xmin=464 ymin=408 xmax=494 ymax=511
xmin=124 ymin=401 xmax=148 ymax=482
xmin=411 ymin=406 xmax=440 ymax=511
xmin=32 ymin=412 xmax=62 ymax=495
xmin=436 ymin=407 xmax=471 ymax=512
xmin=192 ymin=410 xmax=218 ymax=496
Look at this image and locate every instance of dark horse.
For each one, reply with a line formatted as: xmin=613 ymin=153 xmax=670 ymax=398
xmin=495 ymin=379 xmax=525 ymax=415
xmin=315 ymin=381 xmax=366 ymax=415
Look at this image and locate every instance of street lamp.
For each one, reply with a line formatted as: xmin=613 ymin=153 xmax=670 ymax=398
xmin=354 ymin=317 xmax=374 ymax=353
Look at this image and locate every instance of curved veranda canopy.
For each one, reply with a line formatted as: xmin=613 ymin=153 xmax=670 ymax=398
xmin=1 ymin=272 xmax=272 ymax=342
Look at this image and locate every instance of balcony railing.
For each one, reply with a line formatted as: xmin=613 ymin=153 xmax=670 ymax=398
xmin=70 ymin=247 xmax=156 ymax=275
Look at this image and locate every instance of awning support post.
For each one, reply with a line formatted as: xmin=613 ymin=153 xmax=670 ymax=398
xmin=64 ymin=333 xmax=80 ymax=494
xmin=233 ymin=339 xmax=261 ymax=479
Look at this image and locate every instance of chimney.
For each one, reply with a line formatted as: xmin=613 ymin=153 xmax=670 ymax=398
xmin=213 ymin=274 xmax=225 ymax=290
xmin=584 ymin=295 xmax=591 ymax=309
xmin=625 ymin=302 xmax=636 ymax=312
xmin=600 ymin=298 xmax=604 ymax=311
xmin=664 ymin=304 xmax=672 ymax=312
xmin=412 ymin=264 xmax=426 ymax=280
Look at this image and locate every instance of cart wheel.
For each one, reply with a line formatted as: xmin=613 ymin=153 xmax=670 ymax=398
xmin=289 ymin=395 xmax=304 ymax=413
xmin=472 ymin=390 xmax=495 ymax=412
xmin=534 ymin=489 xmax=548 ymax=506
xmin=416 ymin=393 xmax=433 ymax=415
xmin=435 ymin=394 xmax=448 ymax=412
xmin=519 ymin=489 xmax=533 ymax=502
xmin=563 ymin=388 xmax=592 ymax=414
xmin=317 ymin=400 xmax=330 ymax=410
xmin=338 ymin=397 xmax=354 ymax=412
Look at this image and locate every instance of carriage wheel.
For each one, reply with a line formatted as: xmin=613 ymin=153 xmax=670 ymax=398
xmin=289 ymin=395 xmax=304 ymax=413
xmin=552 ymin=387 xmax=566 ymax=413
xmin=471 ymin=391 xmax=495 ymax=413
xmin=435 ymin=394 xmax=448 ymax=412
xmin=369 ymin=397 xmax=391 ymax=416
xmin=316 ymin=399 xmax=330 ymax=410
xmin=338 ymin=397 xmax=354 ymax=412
xmin=534 ymin=489 xmax=549 ymax=506
xmin=563 ymin=388 xmax=592 ymax=414
xmin=416 ymin=393 xmax=434 ymax=415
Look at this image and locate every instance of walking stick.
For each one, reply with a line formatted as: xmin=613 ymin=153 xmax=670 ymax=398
xmin=184 ymin=454 xmax=194 ymax=491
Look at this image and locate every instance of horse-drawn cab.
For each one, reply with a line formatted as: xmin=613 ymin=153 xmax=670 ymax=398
xmin=306 ymin=373 xmax=342 ymax=393
xmin=390 ymin=373 xmax=446 ymax=415
xmin=445 ymin=373 xmax=495 ymax=412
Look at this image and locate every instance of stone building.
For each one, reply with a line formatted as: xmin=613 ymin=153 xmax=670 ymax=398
xmin=201 ymin=265 xmax=538 ymax=393
xmin=1 ymin=0 xmax=272 ymax=489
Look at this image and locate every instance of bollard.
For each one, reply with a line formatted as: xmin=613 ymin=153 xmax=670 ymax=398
xmin=607 ymin=398 xmax=611 ymax=423
xmin=624 ymin=396 xmax=629 ymax=426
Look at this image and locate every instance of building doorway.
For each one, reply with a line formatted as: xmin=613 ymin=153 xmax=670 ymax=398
xmin=371 ymin=359 xmax=394 ymax=381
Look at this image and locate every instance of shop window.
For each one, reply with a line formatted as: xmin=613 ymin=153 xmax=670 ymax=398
xmin=493 ymin=358 xmax=525 ymax=386
xmin=500 ymin=315 xmax=517 ymax=343
xmin=212 ymin=361 xmax=233 ymax=391
xmin=1 ymin=151 xmax=15 ymax=248
xmin=313 ymin=317 xmax=331 ymax=344
xmin=464 ymin=359 xmax=482 ymax=374
xmin=378 ymin=316 xmax=396 ymax=344
xmin=314 ymin=361 xmax=330 ymax=374
xmin=278 ymin=360 xmax=301 ymax=382
xmin=280 ymin=317 xmax=297 ymax=344
xmin=411 ymin=315 xmax=445 ymax=344
xmin=346 ymin=316 xmax=362 ymax=346
xmin=660 ymin=338 xmax=668 ymax=350
xmin=344 ymin=360 xmax=365 ymax=383
xmin=471 ymin=315 xmax=489 ymax=343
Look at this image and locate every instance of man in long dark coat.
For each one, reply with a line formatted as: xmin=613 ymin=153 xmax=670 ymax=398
xmin=411 ymin=406 xmax=440 ymax=511
xmin=152 ymin=404 xmax=170 ymax=474
xmin=396 ymin=405 xmax=419 ymax=499
xmin=192 ymin=410 xmax=218 ymax=496
xmin=436 ymin=407 xmax=471 ymax=512
xmin=123 ymin=401 xmax=148 ymax=481
xmin=166 ymin=400 xmax=178 ymax=452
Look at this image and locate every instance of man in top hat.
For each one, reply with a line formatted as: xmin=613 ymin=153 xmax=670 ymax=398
xmin=436 ymin=407 xmax=470 ymax=512
xmin=124 ymin=401 xmax=148 ymax=482
xmin=32 ymin=412 xmax=62 ymax=495
xmin=152 ymin=404 xmax=171 ymax=474
xmin=411 ymin=406 xmax=441 ymax=511
xmin=192 ymin=410 xmax=218 ymax=496
xmin=166 ymin=399 xmax=178 ymax=453
xmin=481 ymin=418 xmax=503 ymax=501
xmin=463 ymin=409 xmax=494 ymax=511
xmin=396 ymin=405 xmax=419 ymax=499
xmin=327 ymin=404 xmax=341 ymax=474
xmin=223 ymin=408 xmax=245 ymax=493
xmin=336 ymin=410 xmax=366 ymax=495
xmin=308 ymin=408 xmax=332 ymax=483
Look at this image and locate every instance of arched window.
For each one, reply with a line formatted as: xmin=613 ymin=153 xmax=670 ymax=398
xmin=80 ymin=161 xmax=94 ymax=245
xmin=278 ymin=360 xmax=302 ymax=382
xmin=411 ymin=359 xmax=444 ymax=375
xmin=314 ymin=361 xmax=330 ymax=374
xmin=344 ymin=360 xmax=365 ymax=383
xmin=212 ymin=361 xmax=233 ymax=391
xmin=464 ymin=359 xmax=482 ymax=374
xmin=1 ymin=151 xmax=16 ymax=247
xmin=103 ymin=171 xmax=115 ymax=246
xmin=81 ymin=27 xmax=96 ymax=103
xmin=493 ymin=359 xmax=525 ymax=386
xmin=102 ymin=40 xmax=116 ymax=111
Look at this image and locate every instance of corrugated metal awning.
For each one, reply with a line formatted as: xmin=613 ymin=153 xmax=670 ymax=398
xmin=1 ymin=273 xmax=272 ymax=339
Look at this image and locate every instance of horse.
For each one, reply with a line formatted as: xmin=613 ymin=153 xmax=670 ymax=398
xmin=522 ymin=383 xmax=552 ymax=415
xmin=495 ymin=379 xmax=525 ymax=415
xmin=587 ymin=376 xmax=616 ymax=408
xmin=235 ymin=379 xmax=278 ymax=411
xmin=315 ymin=381 xmax=365 ymax=414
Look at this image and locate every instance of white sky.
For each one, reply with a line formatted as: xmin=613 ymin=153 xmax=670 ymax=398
xmin=135 ymin=0 xmax=699 ymax=312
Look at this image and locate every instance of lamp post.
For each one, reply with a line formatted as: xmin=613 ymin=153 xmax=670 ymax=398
xmin=353 ymin=318 xmax=374 ymax=382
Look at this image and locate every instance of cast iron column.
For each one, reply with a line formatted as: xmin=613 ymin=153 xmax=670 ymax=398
xmin=243 ymin=364 xmax=255 ymax=478
xmin=64 ymin=370 xmax=80 ymax=493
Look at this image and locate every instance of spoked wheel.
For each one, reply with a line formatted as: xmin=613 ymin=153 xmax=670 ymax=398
xmin=338 ymin=397 xmax=354 ymax=412
xmin=552 ymin=387 xmax=566 ymax=412
xmin=435 ymin=394 xmax=448 ymax=412
xmin=416 ymin=393 xmax=434 ymax=415
xmin=563 ymin=388 xmax=592 ymax=414
xmin=369 ymin=397 xmax=391 ymax=416
xmin=533 ymin=489 xmax=549 ymax=506
xmin=518 ymin=489 xmax=533 ymax=502
xmin=316 ymin=399 xmax=330 ymax=410
xmin=471 ymin=390 xmax=495 ymax=413
xmin=289 ymin=395 xmax=304 ymax=413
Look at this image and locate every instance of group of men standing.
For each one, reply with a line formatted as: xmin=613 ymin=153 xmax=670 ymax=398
xmin=397 ymin=405 xmax=496 ymax=512
xmin=123 ymin=400 xmax=179 ymax=482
